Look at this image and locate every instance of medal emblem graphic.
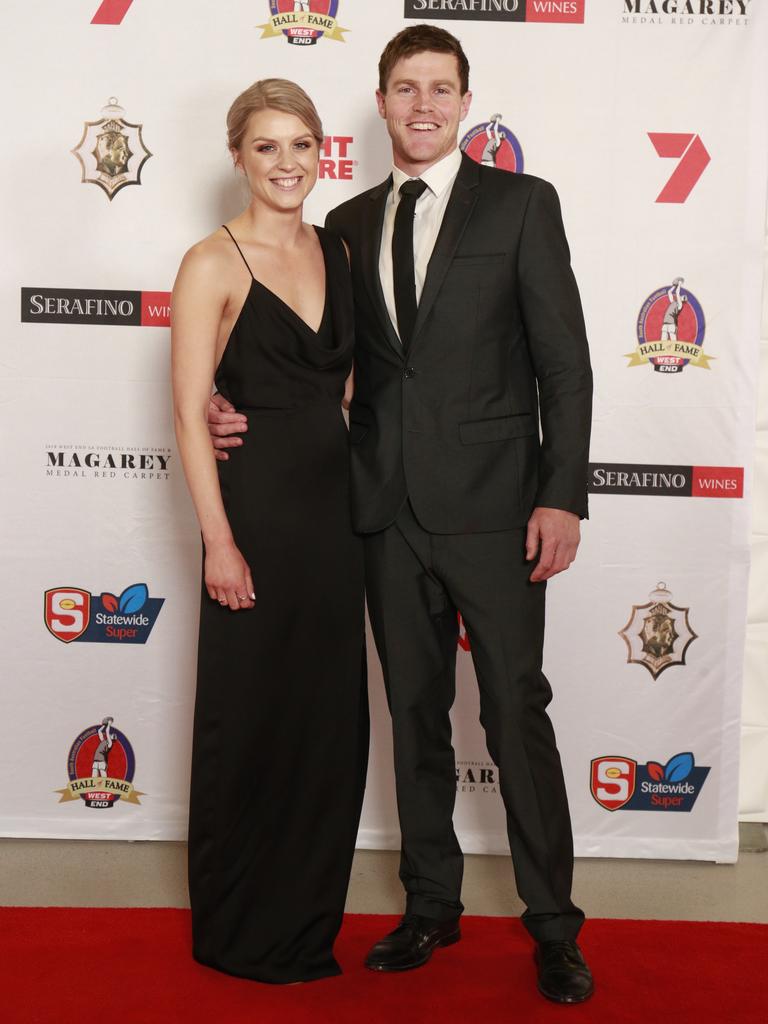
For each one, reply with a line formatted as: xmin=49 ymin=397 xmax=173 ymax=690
xmin=460 ymin=114 xmax=523 ymax=173
xmin=619 ymin=582 xmax=697 ymax=680
xmin=72 ymin=98 xmax=152 ymax=200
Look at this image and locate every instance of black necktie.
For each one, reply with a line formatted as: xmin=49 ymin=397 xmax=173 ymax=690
xmin=392 ymin=178 xmax=428 ymax=347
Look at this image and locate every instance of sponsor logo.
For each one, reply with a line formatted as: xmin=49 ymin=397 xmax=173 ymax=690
xmin=627 ymin=277 xmax=711 ymax=373
xmin=591 ymin=752 xmax=710 ymax=812
xmin=622 ymin=1 xmax=751 ymax=26
xmin=589 ymin=464 xmax=743 ymax=498
xmin=618 ymin=582 xmax=697 ymax=679
xmin=648 ymin=133 xmax=710 ymax=203
xmin=72 ymin=98 xmax=151 ymax=201
xmin=44 ymin=446 xmax=172 ymax=481
xmin=460 ymin=114 xmax=524 ymax=173
xmin=456 ymin=759 xmax=499 ymax=794
xmin=91 ymin=0 xmax=134 ymax=23
xmin=258 ymin=1 xmax=348 ymax=45
xmin=404 ymin=0 xmax=585 ymax=22
xmin=21 ymin=288 xmax=170 ymax=326
xmin=56 ymin=718 xmax=144 ymax=809
xmin=44 ymin=583 xmax=164 ymax=644
xmin=319 ymin=135 xmax=355 ymax=180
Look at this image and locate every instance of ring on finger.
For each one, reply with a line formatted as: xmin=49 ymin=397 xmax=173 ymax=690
xmin=237 ymin=595 xmax=247 ymax=601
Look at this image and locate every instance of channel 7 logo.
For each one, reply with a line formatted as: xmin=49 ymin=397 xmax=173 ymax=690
xmin=648 ymin=133 xmax=710 ymax=203
xmin=91 ymin=1 xmax=134 ymax=24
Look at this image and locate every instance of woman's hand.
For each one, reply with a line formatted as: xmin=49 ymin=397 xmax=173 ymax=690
xmin=204 ymin=540 xmax=255 ymax=610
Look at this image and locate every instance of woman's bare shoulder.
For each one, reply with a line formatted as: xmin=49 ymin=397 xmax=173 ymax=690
xmin=175 ymin=230 xmax=241 ymax=305
xmin=179 ymin=227 xmax=234 ymax=274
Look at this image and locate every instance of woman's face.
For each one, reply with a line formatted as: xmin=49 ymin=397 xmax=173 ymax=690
xmin=234 ymin=108 xmax=319 ymax=212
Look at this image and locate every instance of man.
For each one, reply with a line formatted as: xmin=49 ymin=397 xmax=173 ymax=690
xmin=209 ymin=25 xmax=593 ymax=1004
xmin=92 ymin=717 xmax=114 ymax=778
xmin=662 ymin=277 xmax=686 ymax=342
xmin=480 ymin=113 xmax=504 ymax=167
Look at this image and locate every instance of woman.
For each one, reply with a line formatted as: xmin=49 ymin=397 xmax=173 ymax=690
xmin=172 ymin=79 xmax=368 ymax=984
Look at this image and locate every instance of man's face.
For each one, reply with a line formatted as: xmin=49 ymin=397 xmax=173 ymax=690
xmin=376 ymin=50 xmax=472 ymax=176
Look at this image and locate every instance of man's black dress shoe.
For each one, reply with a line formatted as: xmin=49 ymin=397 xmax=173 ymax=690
xmin=535 ymin=940 xmax=594 ymax=1003
xmin=364 ymin=914 xmax=461 ymax=971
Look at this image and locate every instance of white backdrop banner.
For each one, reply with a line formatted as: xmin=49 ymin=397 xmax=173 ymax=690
xmin=1 ymin=1 xmax=766 ymax=862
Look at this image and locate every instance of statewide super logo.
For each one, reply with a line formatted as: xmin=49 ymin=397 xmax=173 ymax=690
xmin=591 ymin=752 xmax=710 ymax=812
xmin=619 ymin=582 xmax=697 ymax=680
xmin=56 ymin=718 xmax=144 ymax=810
xmin=44 ymin=583 xmax=164 ymax=644
xmin=258 ymin=1 xmax=347 ymax=45
xmin=627 ymin=277 xmax=712 ymax=373
xmin=460 ymin=114 xmax=523 ymax=173
xmin=72 ymin=98 xmax=151 ymax=201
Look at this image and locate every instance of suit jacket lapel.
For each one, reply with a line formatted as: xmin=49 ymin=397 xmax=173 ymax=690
xmin=408 ymin=153 xmax=480 ymax=354
xmin=361 ymin=175 xmax=402 ymax=357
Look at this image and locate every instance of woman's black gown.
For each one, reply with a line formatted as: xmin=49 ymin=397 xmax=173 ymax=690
xmin=188 ymin=225 xmax=368 ymax=984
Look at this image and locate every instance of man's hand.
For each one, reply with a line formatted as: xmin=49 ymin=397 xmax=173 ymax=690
xmin=526 ymin=507 xmax=581 ymax=583
xmin=208 ymin=393 xmax=248 ymax=461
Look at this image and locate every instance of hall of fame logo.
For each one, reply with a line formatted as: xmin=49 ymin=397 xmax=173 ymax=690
xmin=56 ymin=718 xmax=144 ymax=810
xmin=258 ymin=1 xmax=347 ymax=45
xmin=44 ymin=583 xmax=164 ymax=645
xmin=591 ymin=751 xmax=710 ymax=812
xmin=626 ymin=277 xmax=713 ymax=373
xmin=460 ymin=115 xmax=524 ymax=173
xmin=72 ymin=98 xmax=152 ymax=201
xmin=618 ymin=582 xmax=697 ymax=680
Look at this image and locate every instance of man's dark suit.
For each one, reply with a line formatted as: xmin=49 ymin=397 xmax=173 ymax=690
xmin=326 ymin=152 xmax=592 ymax=942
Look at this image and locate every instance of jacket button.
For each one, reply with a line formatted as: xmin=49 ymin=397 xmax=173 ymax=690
xmin=403 ymin=367 xmax=416 ymax=379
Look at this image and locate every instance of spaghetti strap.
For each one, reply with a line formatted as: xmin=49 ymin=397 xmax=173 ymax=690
xmin=222 ymin=224 xmax=254 ymax=279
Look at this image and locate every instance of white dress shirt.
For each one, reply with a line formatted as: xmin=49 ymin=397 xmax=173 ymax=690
xmin=378 ymin=146 xmax=463 ymax=341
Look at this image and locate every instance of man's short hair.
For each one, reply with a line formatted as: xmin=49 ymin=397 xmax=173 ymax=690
xmin=378 ymin=24 xmax=470 ymax=95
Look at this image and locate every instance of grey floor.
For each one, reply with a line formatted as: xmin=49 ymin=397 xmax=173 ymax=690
xmin=2 ymin=824 xmax=766 ymax=922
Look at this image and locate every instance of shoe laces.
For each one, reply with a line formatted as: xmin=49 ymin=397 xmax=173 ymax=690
xmin=540 ymin=940 xmax=584 ymax=968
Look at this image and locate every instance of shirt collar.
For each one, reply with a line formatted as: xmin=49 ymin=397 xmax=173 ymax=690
xmin=391 ymin=146 xmax=462 ymax=200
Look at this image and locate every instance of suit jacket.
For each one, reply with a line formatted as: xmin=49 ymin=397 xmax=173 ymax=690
xmin=325 ymin=152 xmax=592 ymax=535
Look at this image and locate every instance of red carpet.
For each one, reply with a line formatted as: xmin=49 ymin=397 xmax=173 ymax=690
xmin=2 ymin=910 xmax=764 ymax=1024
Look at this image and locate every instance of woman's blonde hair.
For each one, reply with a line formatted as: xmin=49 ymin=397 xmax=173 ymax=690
xmin=226 ymin=78 xmax=324 ymax=152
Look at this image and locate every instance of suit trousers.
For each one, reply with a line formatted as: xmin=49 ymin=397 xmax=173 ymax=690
xmin=363 ymin=501 xmax=585 ymax=942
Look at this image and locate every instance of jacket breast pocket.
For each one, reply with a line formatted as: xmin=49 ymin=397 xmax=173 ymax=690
xmin=451 ymin=253 xmax=508 ymax=268
xmin=459 ymin=413 xmax=536 ymax=445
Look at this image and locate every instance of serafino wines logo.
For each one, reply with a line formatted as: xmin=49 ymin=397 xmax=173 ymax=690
xmin=460 ymin=115 xmax=524 ymax=173
xmin=648 ymin=133 xmax=710 ymax=203
xmin=91 ymin=0 xmax=134 ymax=23
xmin=57 ymin=718 xmax=144 ymax=810
xmin=589 ymin=464 xmax=743 ymax=498
xmin=591 ymin=752 xmax=710 ymax=812
xmin=627 ymin=277 xmax=711 ymax=373
xmin=45 ymin=583 xmax=164 ymax=644
xmin=21 ymin=289 xmax=170 ymax=326
xmin=259 ymin=2 xmax=348 ymax=45
xmin=404 ymin=1 xmax=585 ymax=22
